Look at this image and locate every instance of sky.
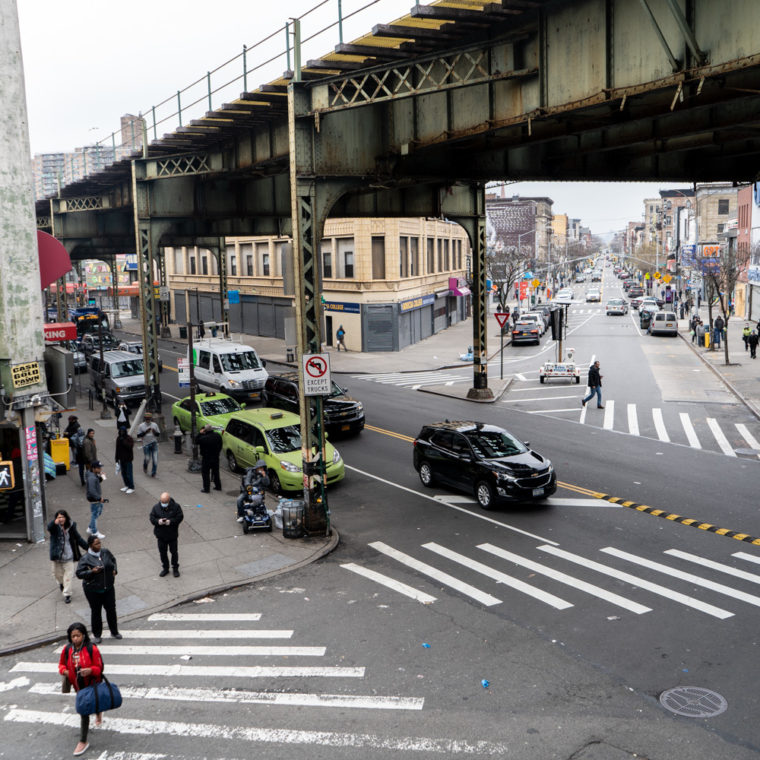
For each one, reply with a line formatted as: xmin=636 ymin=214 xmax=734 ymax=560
xmin=16 ymin=0 xmax=686 ymax=234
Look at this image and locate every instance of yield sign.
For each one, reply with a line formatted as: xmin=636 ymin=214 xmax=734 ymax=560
xmin=494 ymin=312 xmax=510 ymax=328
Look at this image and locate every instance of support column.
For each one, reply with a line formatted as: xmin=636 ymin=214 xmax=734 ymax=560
xmin=0 ymin=1 xmax=51 ymax=543
xmin=460 ymin=185 xmax=492 ymax=400
xmin=216 ymin=238 xmax=229 ymax=335
xmin=289 ymin=81 xmax=329 ymax=536
xmin=131 ymin=161 xmax=165 ymax=416
xmin=157 ymin=245 xmax=171 ymax=337
xmin=109 ymin=256 xmax=121 ymax=328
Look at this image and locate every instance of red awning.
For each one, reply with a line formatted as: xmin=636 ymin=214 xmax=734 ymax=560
xmin=37 ymin=231 xmax=72 ymax=289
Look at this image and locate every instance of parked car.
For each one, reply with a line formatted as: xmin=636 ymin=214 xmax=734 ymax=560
xmin=61 ymin=340 xmax=86 ymax=372
xmin=413 ymin=421 xmax=557 ymax=509
xmin=628 ymin=286 xmax=645 ymax=299
xmin=190 ymin=338 xmax=268 ymax=401
xmin=81 ymin=332 xmax=118 ymax=357
xmin=88 ymin=350 xmax=147 ymax=407
xmin=222 ymin=409 xmax=345 ymax=493
xmin=520 ymin=312 xmax=546 ymax=335
xmin=649 ymin=311 xmax=678 ymax=336
xmin=605 ymin=298 xmax=628 ymax=316
xmin=532 ymin=304 xmax=554 ymax=329
xmin=171 ymin=392 xmax=244 ymax=433
xmin=117 ymin=340 xmax=163 ymax=372
xmin=511 ymin=320 xmax=541 ymax=345
xmin=630 ymin=295 xmax=644 ymax=310
xmin=262 ymin=372 xmax=365 ymax=436
xmin=585 ymin=288 xmax=602 ymax=302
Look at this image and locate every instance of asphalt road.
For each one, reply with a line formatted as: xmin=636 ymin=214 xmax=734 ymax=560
xmin=5 ymin=266 xmax=760 ymax=758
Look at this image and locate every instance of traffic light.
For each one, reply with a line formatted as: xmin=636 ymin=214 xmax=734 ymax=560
xmin=550 ymin=308 xmax=564 ymax=341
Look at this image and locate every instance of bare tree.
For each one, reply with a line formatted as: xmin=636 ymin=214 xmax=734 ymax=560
xmin=487 ymin=246 xmax=525 ymax=317
xmin=696 ymin=240 xmax=749 ymax=365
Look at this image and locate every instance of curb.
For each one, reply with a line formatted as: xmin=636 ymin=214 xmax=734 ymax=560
xmin=0 ymin=528 xmax=340 ymax=657
xmin=678 ymin=332 xmax=760 ymax=422
xmin=418 ymin=376 xmax=513 ymax=404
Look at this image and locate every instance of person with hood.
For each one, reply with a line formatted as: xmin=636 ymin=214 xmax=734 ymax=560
xmin=58 ymin=621 xmax=105 ymax=756
xmin=114 ymin=427 xmax=135 ymax=494
xmin=75 ymin=535 xmax=121 ymax=644
xmin=149 ymin=491 xmax=184 ymax=577
xmin=82 ymin=429 xmax=98 ymax=471
xmin=196 ymin=424 xmax=223 ymax=493
xmin=64 ymin=415 xmax=86 ymax=486
xmin=47 ymin=509 xmax=88 ymax=604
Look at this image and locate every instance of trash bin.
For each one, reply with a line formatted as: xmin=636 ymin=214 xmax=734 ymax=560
xmin=280 ymin=499 xmax=305 ymax=538
xmin=50 ymin=437 xmax=70 ymax=471
xmin=178 ymin=326 xmax=187 ymax=339
xmin=285 ymin=347 xmax=295 ymax=363
xmin=704 ymin=331 xmax=710 ymax=348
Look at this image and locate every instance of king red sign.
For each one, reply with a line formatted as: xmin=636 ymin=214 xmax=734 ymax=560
xmin=43 ymin=322 xmax=77 ymax=342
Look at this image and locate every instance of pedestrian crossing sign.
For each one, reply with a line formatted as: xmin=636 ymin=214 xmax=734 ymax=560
xmin=0 ymin=461 xmax=14 ymax=490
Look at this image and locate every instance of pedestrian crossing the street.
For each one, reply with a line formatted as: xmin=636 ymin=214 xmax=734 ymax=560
xmin=503 ymin=379 xmax=760 ymax=459
xmin=341 ymin=537 xmax=760 ymax=622
xmin=2 ymin=611 xmax=513 ymax=757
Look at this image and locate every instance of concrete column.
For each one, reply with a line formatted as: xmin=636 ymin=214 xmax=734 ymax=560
xmin=0 ymin=0 xmax=51 ymax=543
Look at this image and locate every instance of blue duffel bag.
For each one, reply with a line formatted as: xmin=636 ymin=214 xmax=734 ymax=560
xmin=75 ymin=676 xmax=122 ymax=715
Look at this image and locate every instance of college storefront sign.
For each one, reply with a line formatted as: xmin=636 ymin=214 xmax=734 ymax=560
xmin=323 ymin=301 xmax=361 ymax=314
xmin=399 ymin=294 xmax=435 ymax=313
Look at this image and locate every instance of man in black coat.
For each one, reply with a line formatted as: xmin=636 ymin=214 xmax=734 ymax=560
xmin=149 ymin=492 xmax=184 ymax=577
xmin=196 ymin=425 xmax=223 ymax=493
xmin=581 ymin=360 xmax=604 ymax=409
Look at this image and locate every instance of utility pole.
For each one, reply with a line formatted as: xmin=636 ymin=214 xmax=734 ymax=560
xmin=186 ymin=322 xmax=201 ymax=472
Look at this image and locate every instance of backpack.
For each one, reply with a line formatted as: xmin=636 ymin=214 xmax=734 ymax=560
xmin=70 ymin=429 xmax=85 ymax=449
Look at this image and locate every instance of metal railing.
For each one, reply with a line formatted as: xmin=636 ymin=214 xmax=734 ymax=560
xmin=58 ymin=0 xmax=399 ymax=190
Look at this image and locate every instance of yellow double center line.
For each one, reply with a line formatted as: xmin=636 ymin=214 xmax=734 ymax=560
xmin=363 ymin=425 xmax=760 ymax=545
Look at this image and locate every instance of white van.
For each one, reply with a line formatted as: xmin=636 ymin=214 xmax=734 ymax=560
xmin=190 ymin=339 xmax=268 ymax=401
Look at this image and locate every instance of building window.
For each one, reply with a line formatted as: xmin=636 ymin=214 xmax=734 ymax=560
xmin=371 ymin=236 xmax=385 ymax=279
xmin=189 ymin=256 xmax=197 ymax=275
xmin=228 ymin=249 xmax=237 ymax=276
xmin=444 ymin=239 xmax=450 ymax=271
xmin=201 ymin=256 xmax=208 ymax=275
xmin=262 ymin=253 xmax=270 ymax=276
xmin=718 ymin=199 xmax=729 ymax=215
xmin=410 ymin=237 xmax=419 ymax=277
xmin=246 ymin=255 xmax=253 ymax=276
xmin=717 ymin=224 xmax=724 ymax=234
xmin=437 ymin=239 xmax=443 ymax=272
xmin=255 ymin=242 xmax=269 ymax=276
xmin=427 ymin=238 xmax=435 ymax=273
xmin=322 ymin=244 xmax=332 ymax=279
xmin=457 ymin=239 xmax=463 ymax=269
xmin=399 ymin=236 xmax=409 ymax=278
xmin=274 ymin=241 xmax=287 ymax=277
xmin=336 ymin=238 xmax=355 ymax=278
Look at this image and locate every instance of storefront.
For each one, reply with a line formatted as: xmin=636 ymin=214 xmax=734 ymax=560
xmin=748 ymin=266 xmax=760 ymax=322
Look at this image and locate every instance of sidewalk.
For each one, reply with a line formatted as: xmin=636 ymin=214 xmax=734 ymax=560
xmin=0 ymin=397 xmax=336 ymax=655
xmin=678 ymin=307 xmax=760 ymax=423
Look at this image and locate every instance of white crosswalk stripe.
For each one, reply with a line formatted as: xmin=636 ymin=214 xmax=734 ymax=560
xmin=652 ymin=408 xmax=670 ymax=442
xmin=369 ymin=541 xmax=502 ymax=606
xmin=680 ymin=412 xmax=702 ymax=448
xmin=340 ymin=562 xmax=437 ymax=604
xmin=627 ymin=403 xmax=639 ymax=436
xmin=341 ymin=539 xmax=760 ymax=621
xmin=707 ymin=417 xmax=737 ymax=456
xmin=352 ymin=372 xmax=468 ymax=387
xmin=508 ymin=379 xmax=756 ymax=458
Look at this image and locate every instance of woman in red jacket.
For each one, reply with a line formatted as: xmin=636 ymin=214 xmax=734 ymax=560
xmin=58 ymin=622 xmax=104 ymax=756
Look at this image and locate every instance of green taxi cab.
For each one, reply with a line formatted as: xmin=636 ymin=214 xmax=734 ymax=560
xmin=171 ymin=392 xmax=244 ymax=433
xmin=222 ymin=408 xmax=345 ymax=494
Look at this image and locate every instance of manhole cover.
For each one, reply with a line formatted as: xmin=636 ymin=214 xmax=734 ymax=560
xmin=659 ymin=686 xmax=728 ymax=717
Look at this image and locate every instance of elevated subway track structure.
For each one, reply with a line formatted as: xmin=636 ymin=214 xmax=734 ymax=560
xmin=35 ymin=0 xmax=760 ymax=530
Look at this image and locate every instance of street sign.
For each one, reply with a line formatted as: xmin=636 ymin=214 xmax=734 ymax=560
xmin=43 ymin=321 xmax=77 ymax=342
xmin=227 ymin=289 xmax=240 ymax=305
xmin=663 ymin=274 xmax=672 ymax=283
xmin=0 ymin=461 xmax=14 ymax=490
xmin=531 ymin=278 xmax=540 ymax=288
xmin=303 ymin=353 xmax=331 ymax=396
xmin=177 ymin=358 xmax=190 ymax=388
xmin=494 ymin=312 xmax=510 ymax=328
xmin=159 ymin=286 xmax=170 ymax=302
xmin=644 ymin=272 xmax=650 ymax=279
xmin=654 ymin=272 xmax=661 ymax=280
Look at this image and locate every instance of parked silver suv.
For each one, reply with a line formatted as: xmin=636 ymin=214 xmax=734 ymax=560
xmin=88 ymin=350 xmax=147 ymax=406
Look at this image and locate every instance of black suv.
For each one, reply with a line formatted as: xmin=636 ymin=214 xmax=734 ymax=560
xmin=413 ymin=421 xmax=556 ymax=509
xmin=262 ymin=373 xmax=365 ymax=436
